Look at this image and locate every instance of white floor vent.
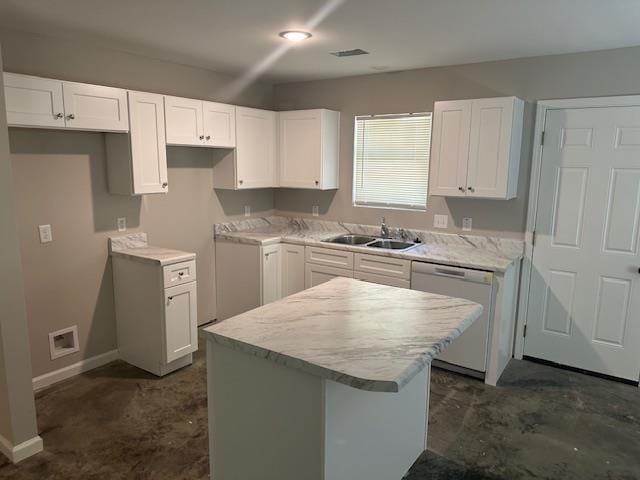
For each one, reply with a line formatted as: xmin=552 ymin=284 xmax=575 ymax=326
xmin=49 ymin=326 xmax=79 ymax=360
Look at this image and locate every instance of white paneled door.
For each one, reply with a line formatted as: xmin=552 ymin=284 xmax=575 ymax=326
xmin=525 ymin=105 xmax=640 ymax=381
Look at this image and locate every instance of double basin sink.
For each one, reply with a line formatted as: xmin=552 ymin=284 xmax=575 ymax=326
xmin=322 ymin=234 xmax=419 ymax=252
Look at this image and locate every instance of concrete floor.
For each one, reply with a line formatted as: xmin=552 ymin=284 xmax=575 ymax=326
xmin=1 ymin=335 xmax=638 ymax=480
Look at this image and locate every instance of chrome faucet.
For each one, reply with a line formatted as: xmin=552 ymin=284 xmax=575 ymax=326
xmin=380 ymin=217 xmax=390 ymax=238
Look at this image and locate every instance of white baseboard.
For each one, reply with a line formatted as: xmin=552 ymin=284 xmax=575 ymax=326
xmin=32 ymin=349 xmax=120 ymax=391
xmin=0 ymin=433 xmax=43 ymax=463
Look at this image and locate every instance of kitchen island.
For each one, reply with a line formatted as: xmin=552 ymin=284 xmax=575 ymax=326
xmin=204 ymin=277 xmax=482 ymax=480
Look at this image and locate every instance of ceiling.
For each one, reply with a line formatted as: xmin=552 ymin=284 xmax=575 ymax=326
xmin=1 ymin=0 xmax=640 ymax=84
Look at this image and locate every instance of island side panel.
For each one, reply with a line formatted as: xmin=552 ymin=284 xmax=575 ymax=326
xmin=323 ymin=366 xmax=430 ymax=480
xmin=207 ymin=339 xmax=325 ymax=480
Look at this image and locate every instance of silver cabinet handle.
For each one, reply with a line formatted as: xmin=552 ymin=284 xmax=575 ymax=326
xmin=315 ymin=180 xmax=319 ymax=186
xmin=458 ymin=186 xmax=465 ymax=192
xmin=54 ymin=113 xmax=63 ymax=119
xmin=206 ymin=135 xmax=211 ymax=140
xmin=162 ymin=182 xmax=168 ymax=188
xmin=199 ymin=135 xmax=205 ymax=140
xmin=468 ymin=187 xmax=475 ymax=192
xmin=167 ymin=296 xmax=174 ymax=301
xmin=66 ymin=114 xmax=75 ymax=120
xmin=239 ymin=180 xmax=243 ymax=185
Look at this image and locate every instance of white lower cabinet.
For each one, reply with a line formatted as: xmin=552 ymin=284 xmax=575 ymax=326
xmin=305 ymin=263 xmax=354 ymax=289
xmin=261 ymin=244 xmax=282 ymax=304
xmin=164 ymin=282 xmax=198 ymax=363
xmin=354 ymin=271 xmax=410 ymax=289
xmin=112 ymin=256 xmax=198 ymax=376
xmin=281 ymin=244 xmax=305 ymax=296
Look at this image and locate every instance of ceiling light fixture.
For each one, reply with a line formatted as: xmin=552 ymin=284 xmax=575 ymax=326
xmin=279 ymin=30 xmax=312 ymax=42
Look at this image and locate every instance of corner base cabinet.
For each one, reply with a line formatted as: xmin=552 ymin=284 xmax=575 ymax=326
xmin=112 ymin=256 xmax=198 ymax=376
xmin=430 ymin=96 xmax=524 ymax=199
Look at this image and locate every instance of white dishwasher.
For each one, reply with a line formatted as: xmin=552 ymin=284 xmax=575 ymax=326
xmin=411 ymin=262 xmax=494 ymax=378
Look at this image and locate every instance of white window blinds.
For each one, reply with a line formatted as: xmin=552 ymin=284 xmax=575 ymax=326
xmin=353 ymin=113 xmax=432 ymax=210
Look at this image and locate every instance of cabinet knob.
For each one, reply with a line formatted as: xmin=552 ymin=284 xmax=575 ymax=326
xmin=66 ymin=114 xmax=75 ymax=120
xmin=206 ymin=135 xmax=211 ymax=140
xmin=239 ymin=180 xmax=243 ymax=185
xmin=199 ymin=135 xmax=205 ymax=140
xmin=458 ymin=186 xmax=465 ymax=192
xmin=468 ymin=186 xmax=475 ymax=192
xmin=167 ymin=296 xmax=174 ymax=301
xmin=54 ymin=113 xmax=63 ymax=119
xmin=315 ymin=180 xmax=319 ymax=186
xmin=162 ymin=182 xmax=168 ymax=188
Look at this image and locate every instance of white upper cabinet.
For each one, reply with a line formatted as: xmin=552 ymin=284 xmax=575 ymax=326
xmin=164 ymin=96 xmax=236 ymax=148
xmin=213 ymin=106 xmax=277 ymax=189
xmin=429 ymin=100 xmax=471 ymax=197
xmin=203 ymin=101 xmax=236 ymax=147
xmin=3 ymin=72 xmax=128 ymax=132
xmin=279 ymin=109 xmax=340 ymax=190
xmin=3 ymin=73 xmax=65 ymax=128
xmin=164 ymin=96 xmax=203 ymax=146
xmin=430 ymin=96 xmax=523 ymax=199
xmin=62 ymin=81 xmax=129 ymax=131
xmin=106 ymin=91 xmax=168 ymax=195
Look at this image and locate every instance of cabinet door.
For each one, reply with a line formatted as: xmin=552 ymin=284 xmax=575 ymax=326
xmin=429 ymin=100 xmax=471 ymax=197
xmin=128 ymin=91 xmax=168 ymax=194
xmin=62 ymin=81 xmax=129 ymax=132
xmin=354 ymin=271 xmax=410 ymax=289
xmin=236 ymin=107 xmax=277 ymax=188
xmin=305 ymin=263 xmax=354 ymax=289
xmin=164 ymin=96 xmax=204 ymax=146
xmin=466 ymin=97 xmax=514 ymax=198
xmin=281 ymin=244 xmax=305 ymax=296
xmin=3 ymin=73 xmax=65 ymax=128
xmin=261 ymin=245 xmax=282 ymax=304
xmin=279 ymin=110 xmax=322 ymax=188
xmin=163 ymin=282 xmax=198 ymax=363
xmin=203 ymin=101 xmax=236 ymax=147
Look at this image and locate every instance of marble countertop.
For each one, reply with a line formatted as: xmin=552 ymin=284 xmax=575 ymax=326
xmin=109 ymin=233 xmax=196 ymax=266
xmin=214 ymin=217 xmax=524 ymax=273
xmin=204 ymin=277 xmax=483 ymax=393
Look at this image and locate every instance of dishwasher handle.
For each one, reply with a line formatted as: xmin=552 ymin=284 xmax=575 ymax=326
xmin=412 ymin=262 xmax=493 ymax=284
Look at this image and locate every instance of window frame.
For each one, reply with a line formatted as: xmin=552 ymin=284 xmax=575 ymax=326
xmin=351 ymin=112 xmax=432 ymax=212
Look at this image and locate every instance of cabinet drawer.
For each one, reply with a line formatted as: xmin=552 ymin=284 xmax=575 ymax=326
xmin=354 ymin=271 xmax=410 ymax=289
xmin=305 ymin=263 xmax=354 ymax=289
xmin=163 ymin=260 xmax=197 ymax=288
xmin=354 ymin=254 xmax=411 ymax=279
xmin=305 ymin=246 xmax=354 ymax=269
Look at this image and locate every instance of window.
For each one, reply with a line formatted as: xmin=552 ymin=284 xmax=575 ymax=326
xmin=353 ymin=113 xmax=432 ymax=210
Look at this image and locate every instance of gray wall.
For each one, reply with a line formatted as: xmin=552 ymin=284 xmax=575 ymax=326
xmin=0 ymin=45 xmax=39 ymax=450
xmin=272 ymin=45 xmax=640 ymax=238
xmin=1 ymin=30 xmax=275 ymax=377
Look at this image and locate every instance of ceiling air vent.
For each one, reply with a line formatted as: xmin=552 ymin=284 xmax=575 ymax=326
xmin=330 ymin=48 xmax=369 ymax=58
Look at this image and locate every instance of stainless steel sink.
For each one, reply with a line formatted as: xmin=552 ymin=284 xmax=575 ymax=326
xmin=366 ymin=239 xmax=418 ymax=251
xmin=323 ymin=234 xmax=418 ymax=251
xmin=324 ymin=234 xmax=376 ymax=245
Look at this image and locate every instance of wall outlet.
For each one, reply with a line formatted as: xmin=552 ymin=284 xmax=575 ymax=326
xmin=462 ymin=217 xmax=473 ymax=231
xmin=49 ymin=325 xmax=79 ymax=360
xmin=312 ymin=205 xmax=319 ymax=217
xmin=244 ymin=205 xmax=251 ymax=217
xmin=117 ymin=217 xmax=127 ymax=232
xmin=38 ymin=224 xmax=53 ymax=243
xmin=433 ymin=214 xmax=448 ymax=229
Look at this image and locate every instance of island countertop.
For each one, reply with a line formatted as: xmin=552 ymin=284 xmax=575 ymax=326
xmin=204 ymin=277 xmax=483 ymax=393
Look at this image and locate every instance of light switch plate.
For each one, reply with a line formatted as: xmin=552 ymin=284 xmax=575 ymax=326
xmin=244 ymin=205 xmax=251 ymax=217
xmin=462 ymin=217 xmax=473 ymax=231
xmin=38 ymin=224 xmax=52 ymax=243
xmin=433 ymin=214 xmax=448 ymax=229
xmin=312 ymin=205 xmax=319 ymax=217
xmin=117 ymin=217 xmax=127 ymax=232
